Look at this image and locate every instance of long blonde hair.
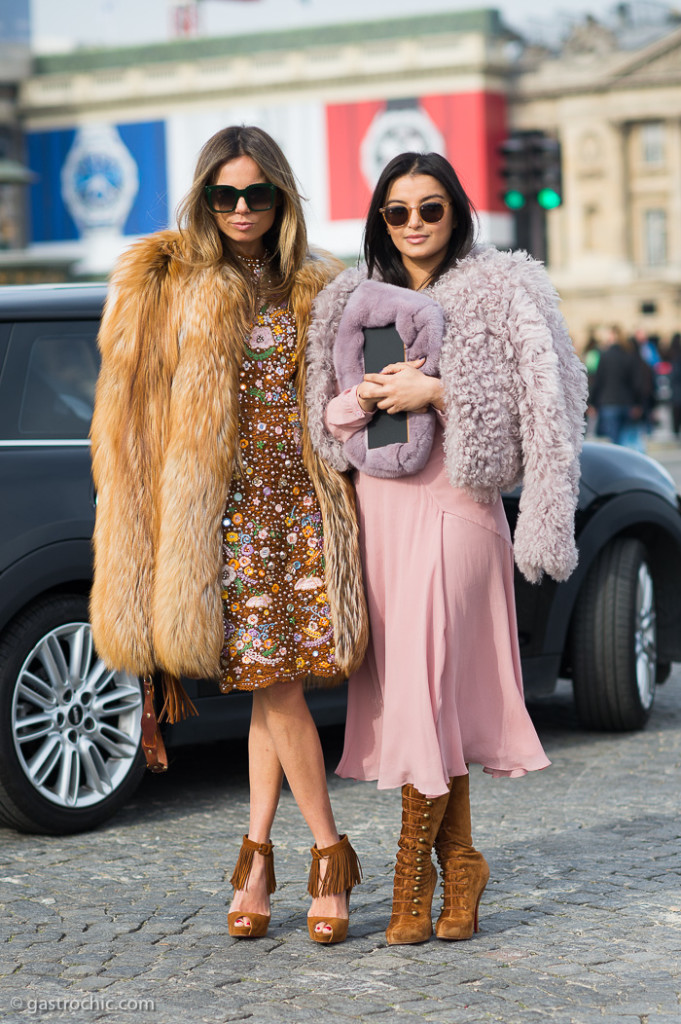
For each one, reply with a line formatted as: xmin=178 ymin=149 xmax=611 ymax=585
xmin=176 ymin=125 xmax=308 ymax=299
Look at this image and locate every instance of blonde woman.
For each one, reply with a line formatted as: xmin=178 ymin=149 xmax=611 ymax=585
xmin=90 ymin=126 xmax=366 ymax=944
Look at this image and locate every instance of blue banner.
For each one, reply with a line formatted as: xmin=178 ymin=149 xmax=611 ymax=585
xmin=27 ymin=120 xmax=169 ymax=243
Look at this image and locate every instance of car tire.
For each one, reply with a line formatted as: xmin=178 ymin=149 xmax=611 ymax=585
xmin=571 ymin=538 xmax=656 ymax=731
xmin=0 ymin=594 xmax=145 ymax=834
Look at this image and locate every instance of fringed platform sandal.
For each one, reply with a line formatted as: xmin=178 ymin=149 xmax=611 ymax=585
xmin=227 ymin=835 xmax=276 ymax=939
xmin=307 ymin=834 xmax=362 ymax=945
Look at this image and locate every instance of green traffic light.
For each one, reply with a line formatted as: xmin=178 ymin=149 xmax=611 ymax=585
xmin=504 ymin=190 xmax=526 ymax=210
xmin=537 ymin=187 xmax=562 ymax=210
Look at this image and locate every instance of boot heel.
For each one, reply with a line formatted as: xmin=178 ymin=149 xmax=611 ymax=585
xmin=473 ymin=888 xmax=484 ymax=933
xmin=435 ymin=851 xmax=489 ymax=941
xmin=433 ymin=774 xmax=490 ymax=942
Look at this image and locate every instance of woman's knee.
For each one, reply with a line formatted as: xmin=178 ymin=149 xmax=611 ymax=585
xmin=254 ymin=679 xmax=308 ymax=718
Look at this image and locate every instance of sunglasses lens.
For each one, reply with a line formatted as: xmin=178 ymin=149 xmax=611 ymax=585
xmin=382 ymin=202 xmax=447 ymax=226
xmin=208 ymin=186 xmax=237 ymax=212
xmin=205 ymin=184 xmax=276 ymax=212
xmin=246 ymin=184 xmax=275 ymax=211
xmin=420 ymin=203 xmax=446 ymax=223
xmin=383 ymin=206 xmax=409 ymax=227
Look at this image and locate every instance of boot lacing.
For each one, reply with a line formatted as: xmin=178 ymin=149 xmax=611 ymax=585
xmin=391 ymin=792 xmax=437 ymax=916
xmin=437 ymin=859 xmax=473 ymax=911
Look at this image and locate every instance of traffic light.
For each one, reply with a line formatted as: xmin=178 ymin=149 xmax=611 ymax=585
xmin=498 ymin=135 xmax=530 ymax=210
xmin=498 ymin=131 xmax=562 ymax=211
xmin=535 ymin=136 xmax=562 ymax=210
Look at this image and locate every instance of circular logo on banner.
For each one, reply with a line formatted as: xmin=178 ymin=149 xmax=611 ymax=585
xmin=360 ymin=108 xmax=445 ymax=190
xmin=61 ymin=124 xmax=139 ymax=234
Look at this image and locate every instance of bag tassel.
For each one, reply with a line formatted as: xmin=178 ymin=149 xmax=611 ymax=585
xmin=229 ymin=836 xmax=276 ymax=894
xmin=140 ymin=673 xmax=198 ymax=773
xmin=158 ymin=672 xmax=198 ymax=725
xmin=307 ymin=834 xmax=363 ymax=898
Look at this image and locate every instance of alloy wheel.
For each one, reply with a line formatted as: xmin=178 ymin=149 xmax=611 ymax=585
xmin=11 ymin=622 xmax=141 ymax=809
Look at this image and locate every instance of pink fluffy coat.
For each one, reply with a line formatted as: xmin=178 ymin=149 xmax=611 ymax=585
xmin=306 ymin=245 xmax=588 ymax=584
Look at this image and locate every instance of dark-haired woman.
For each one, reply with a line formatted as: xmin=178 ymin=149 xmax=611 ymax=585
xmin=307 ymin=152 xmax=587 ymax=945
xmin=90 ymin=125 xmax=367 ymax=944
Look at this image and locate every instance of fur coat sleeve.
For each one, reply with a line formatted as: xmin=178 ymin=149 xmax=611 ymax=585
xmin=431 ymin=248 xmax=587 ymax=583
xmin=90 ymin=231 xmax=189 ymax=676
xmin=503 ymin=264 xmax=586 ymax=583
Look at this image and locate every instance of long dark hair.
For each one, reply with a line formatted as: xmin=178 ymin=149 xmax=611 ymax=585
xmin=363 ymin=152 xmax=476 ymax=288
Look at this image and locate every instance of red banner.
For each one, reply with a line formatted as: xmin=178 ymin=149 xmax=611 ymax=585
xmin=326 ymin=91 xmax=507 ymax=221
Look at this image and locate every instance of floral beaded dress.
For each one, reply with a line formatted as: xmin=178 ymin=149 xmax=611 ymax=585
xmin=218 ymin=257 xmax=337 ymax=693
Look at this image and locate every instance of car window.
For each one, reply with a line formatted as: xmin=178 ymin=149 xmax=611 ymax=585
xmin=0 ymin=324 xmax=9 ymax=381
xmin=20 ymin=334 xmax=98 ymax=438
xmin=0 ymin=322 xmax=100 ymax=441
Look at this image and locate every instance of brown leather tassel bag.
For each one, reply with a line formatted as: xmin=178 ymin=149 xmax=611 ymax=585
xmin=140 ymin=673 xmax=198 ymax=772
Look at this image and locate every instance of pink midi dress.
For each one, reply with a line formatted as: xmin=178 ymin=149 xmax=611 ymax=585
xmin=326 ymin=386 xmax=550 ymax=798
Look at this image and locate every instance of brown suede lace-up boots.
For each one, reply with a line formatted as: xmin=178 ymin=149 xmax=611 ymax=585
xmin=385 ymin=783 xmax=452 ymax=945
xmin=434 ymin=773 xmax=490 ymax=940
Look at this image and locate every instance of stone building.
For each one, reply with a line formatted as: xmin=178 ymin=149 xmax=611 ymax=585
xmin=512 ymin=16 xmax=681 ymax=345
xmin=7 ymin=4 xmax=681 ymax=345
xmin=0 ymin=0 xmax=32 ymax=259
xmin=16 ymin=9 xmax=516 ymax=276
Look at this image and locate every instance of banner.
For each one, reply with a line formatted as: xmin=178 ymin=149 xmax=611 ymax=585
xmin=27 ymin=120 xmax=168 ymax=243
xmin=326 ymin=91 xmax=507 ymax=222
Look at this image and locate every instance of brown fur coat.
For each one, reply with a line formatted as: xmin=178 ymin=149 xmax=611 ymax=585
xmin=90 ymin=230 xmax=368 ymax=684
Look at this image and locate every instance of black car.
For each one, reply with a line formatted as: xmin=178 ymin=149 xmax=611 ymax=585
xmin=1 ymin=282 xmax=680 ymax=835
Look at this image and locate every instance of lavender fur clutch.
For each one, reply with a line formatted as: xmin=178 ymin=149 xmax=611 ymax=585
xmin=333 ymin=279 xmax=445 ymax=477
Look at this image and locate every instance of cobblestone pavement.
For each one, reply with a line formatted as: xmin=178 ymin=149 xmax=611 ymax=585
xmin=2 ymin=671 xmax=680 ymax=1024
xmin=3 ymin=440 xmax=681 ymax=1024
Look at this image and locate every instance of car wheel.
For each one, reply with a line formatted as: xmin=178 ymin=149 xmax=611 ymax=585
xmin=571 ymin=538 xmax=656 ymax=731
xmin=0 ymin=594 xmax=145 ymax=834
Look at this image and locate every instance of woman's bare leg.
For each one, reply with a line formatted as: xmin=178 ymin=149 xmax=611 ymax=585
xmin=228 ymin=693 xmax=283 ymax=924
xmin=231 ymin=680 xmax=348 ymax=933
xmin=258 ymin=681 xmax=348 ymax=929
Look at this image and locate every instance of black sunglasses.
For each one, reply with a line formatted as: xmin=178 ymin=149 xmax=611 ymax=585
xmin=379 ymin=201 xmax=451 ymax=228
xmin=204 ymin=182 xmax=278 ymax=213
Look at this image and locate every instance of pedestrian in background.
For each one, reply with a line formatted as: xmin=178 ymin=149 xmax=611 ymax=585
xmin=583 ymin=333 xmax=601 ymax=434
xmin=633 ymin=326 xmax=661 ymax=370
xmin=89 ymin=125 xmax=366 ymax=946
xmin=591 ymin=324 xmax=645 ymax=448
xmin=667 ymin=332 xmax=681 ymax=439
xmin=625 ymin=331 xmax=657 ymax=450
xmin=307 ymin=151 xmax=586 ymax=945
xmin=583 ymin=333 xmax=601 ymax=382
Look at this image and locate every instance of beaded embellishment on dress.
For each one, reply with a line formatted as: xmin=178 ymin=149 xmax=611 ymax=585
xmin=219 ymin=256 xmax=336 ymax=691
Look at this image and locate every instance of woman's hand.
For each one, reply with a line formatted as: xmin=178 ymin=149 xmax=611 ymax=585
xmin=356 ymin=385 xmax=380 ymax=413
xmin=360 ymin=358 xmax=444 ymax=414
